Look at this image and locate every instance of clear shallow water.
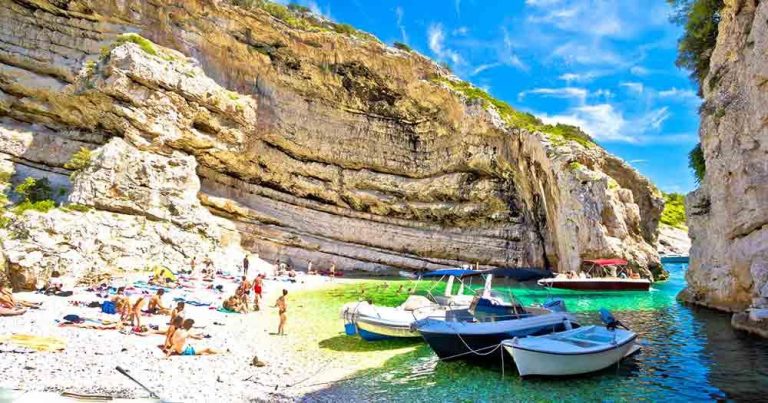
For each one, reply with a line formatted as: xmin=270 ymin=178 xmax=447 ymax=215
xmin=304 ymin=265 xmax=768 ymax=402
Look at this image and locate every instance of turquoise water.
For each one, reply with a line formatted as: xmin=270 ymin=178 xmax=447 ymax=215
xmin=305 ymin=264 xmax=768 ymax=402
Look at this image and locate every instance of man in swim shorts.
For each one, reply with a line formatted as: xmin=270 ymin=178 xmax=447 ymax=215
xmin=167 ymin=318 xmax=218 ymax=356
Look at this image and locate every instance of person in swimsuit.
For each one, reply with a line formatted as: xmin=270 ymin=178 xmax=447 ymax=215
xmin=253 ymin=275 xmax=263 ymax=311
xmin=274 ymin=289 xmax=288 ymax=335
xmin=243 ymin=255 xmax=249 ymax=276
xmin=130 ymin=296 xmax=148 ymax=327
xmin=236 ymin=276 xmax=251 ymax=310
xmin=167 ymin=319 xmax=218 ymax=356
xmin=112 ymin=287 xmax=130 ymax=321
xmin=170 ymin=301 xmax=185 ymax=322
xmin=164 ymin=315 xmax=184 ymax=350
xmin=147 ymin=289 xmax=170 ymax=315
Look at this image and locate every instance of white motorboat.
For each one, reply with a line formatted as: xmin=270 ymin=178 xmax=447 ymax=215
xmin=502 ymin=324 xmax=637 ymax=377
xmin=341 ymin=295 xmax=454 ymax=340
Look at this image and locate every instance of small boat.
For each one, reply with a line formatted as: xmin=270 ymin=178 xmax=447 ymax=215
xmin=537 ymin=259 xmax=651 ymax=291
xmin=415 ymin=267 xmax=576 ymax=363
xmin=660 ymin=255 xmax=689 ymax=264
xmin=341 ymin=268 xmax=477 ymax=341
xmin=502 ymin=310 xmax=638 ymax=376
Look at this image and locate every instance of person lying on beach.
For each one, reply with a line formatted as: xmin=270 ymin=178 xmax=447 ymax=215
xmin=166 ymin=319 xmax=218 ymax=357
xmin=1 ymin=287 xmax=40 ymax=309
xmin=170 ymin=301 xmax=185 ymax=322
xmin=147 ymin=289 xmax=170 ymax=315
xmin=274 ymin=289 xmax=288 ymax=335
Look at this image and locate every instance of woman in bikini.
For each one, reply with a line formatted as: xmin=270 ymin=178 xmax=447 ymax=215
xmin=274 ymin=289 xmax=288 ymax=335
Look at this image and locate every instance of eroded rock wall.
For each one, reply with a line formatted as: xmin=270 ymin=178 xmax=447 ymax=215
xmin=682 ymin=0 xmax=768 ymax=311
xmin=0 ymin=0 xmax=664 ymax=287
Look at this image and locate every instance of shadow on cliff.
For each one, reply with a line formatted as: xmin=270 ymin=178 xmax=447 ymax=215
xmin=318 ymin=335 xmax=421 ymax=352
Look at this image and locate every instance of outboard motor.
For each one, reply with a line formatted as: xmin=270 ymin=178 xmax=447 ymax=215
xmin=599 ymin=308 xmax=628 ymax=331
xmin=542 ymin=298 xmax=567 ymax=313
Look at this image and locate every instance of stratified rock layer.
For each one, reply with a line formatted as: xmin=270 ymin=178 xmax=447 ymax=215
xmin=0 ymin=0 xmax=663 ymax=287
xmin=682 ymin=0 xmax=768 ymax=315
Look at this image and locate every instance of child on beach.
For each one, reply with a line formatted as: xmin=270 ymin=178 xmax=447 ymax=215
xmin=274 ymin=289 xmax=288 ymax=335
xmin=130 ymin=296 xmax=147 ymax=328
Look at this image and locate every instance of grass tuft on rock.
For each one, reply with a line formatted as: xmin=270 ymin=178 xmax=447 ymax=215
xmin=13 ymin=200 xmax=55 ymax=215
xmin=64 ymin=147 xmax=92 ymax=172
xmin=115 ymin=33 xmax=158 ymax=56
xmin=431 ymin=77 xmax=596 ymax=148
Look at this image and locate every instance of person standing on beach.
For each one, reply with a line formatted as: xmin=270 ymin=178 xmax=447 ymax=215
xmin=236 ymin=276 xmax=251 ymax=311
xmin=243 ymin=254 xmax=249 ymax=276
xmin=253 ymin=274 xmax=263 ymax=311
xmin=330 ymin=263 xmax=336 ymax=280
xmin=190 ymin=257 xmax=197 ymax=275
xmin=274 ymin=289 xmax=287 ymax=335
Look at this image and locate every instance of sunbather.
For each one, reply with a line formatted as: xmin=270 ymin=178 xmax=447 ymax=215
xmin=167 ymin=319 xmax=218 ymax=356
xmin=236 ymin=276 xmax=251 ymax=311
xmin=223 ymin=295 xmax=246 ymax=313
xmin=1 ymin=287 xmax=39 ymax=309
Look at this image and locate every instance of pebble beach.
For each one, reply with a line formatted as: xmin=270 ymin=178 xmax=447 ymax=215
xmin=0 ymin=267 xmax=418 ymax=402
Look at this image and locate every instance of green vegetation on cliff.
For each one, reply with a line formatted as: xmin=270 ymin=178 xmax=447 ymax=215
xmin=668 ymin=0 xmax=725 ymax=91
xmin=230 ymin=0 xmax=376 ymax=41
xmin=431 ymin=77 xmax=596 ymax=148
xmin=661 ymin=192 xmax=687 ymax=229
xmin=64 ymin=147 xmax=92 ymax=175
xmin=13 ymin=177 xmax=55 ymax=215
xmin=689 ymin=143 xmax=706 ymax=182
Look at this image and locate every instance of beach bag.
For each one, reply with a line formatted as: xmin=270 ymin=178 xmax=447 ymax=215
xmin=101 ymin=301 xmax=116 ymax=314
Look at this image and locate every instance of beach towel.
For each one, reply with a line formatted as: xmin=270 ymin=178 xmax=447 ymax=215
xmin=216 ymin=307 xmax=241 ymax=314
xmin=0 ymin=334 xmax=66 ymax=351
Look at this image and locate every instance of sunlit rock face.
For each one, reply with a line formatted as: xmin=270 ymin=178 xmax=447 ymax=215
xmin=0 ymin=0 xmax=663 ymax=288
xmin=682 ymin=0 xmax=768 ymax=312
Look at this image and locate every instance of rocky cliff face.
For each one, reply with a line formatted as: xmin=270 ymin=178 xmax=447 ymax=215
xmin=0 ymin=0 xmax=664 ymax=288
xmin=682 ymin=0 xmax=768 ymax=313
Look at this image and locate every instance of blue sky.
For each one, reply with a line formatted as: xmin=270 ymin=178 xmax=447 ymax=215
xmin=278 ymin=0 xmax=701 ymax=193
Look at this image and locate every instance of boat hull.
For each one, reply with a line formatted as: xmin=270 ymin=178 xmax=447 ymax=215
xmin=505 ymin=336 xmax=636 ymax=376
xmin=416 ymin=314 xmax=576 ymax=363
xmin=538 ymin=278 xmax=650 ymax=291
xmin=356 ymin=316 xmax=421 ymax=339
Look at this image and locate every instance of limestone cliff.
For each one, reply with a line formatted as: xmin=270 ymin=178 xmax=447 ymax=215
xmin=0 ymin=0 xmax=664 ymax=288
xmin=682 ymin=0 xmax=768 ymax=313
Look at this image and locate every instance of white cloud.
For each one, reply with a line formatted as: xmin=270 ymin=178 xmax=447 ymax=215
xmin=452 ymin=26 xmax=469 ymax=36
xmin=620 ymin=81 xmax=644 ymax=94
xmin=427 ymin=23 xmax=462 ymax=65
xmin=471 ymin=63 xmax=501 ymax=76
xmin=593 ymin=89 xmax=614 ymax=99
xmin=525 ymin=0 xmax=562 ymax=5
xmin=454 ymin=0 xmax=461 ymax=16
xmin=500 ymin=27 xmax=527 ymax=70
xmin=395 ymin=6 xmax=408 ymax=43
xmin=518 ymin=87 xmax=588 ymax=103
xmin=553 ymin=41 xmax=623 ymax=65
xmin=630 ymin=66 xmax=650 ymax=76
xmin=629 ymin=159 xmax=648 ymax=164
xmin=537 ymin=104 xmax=671 ymax=143
xmin=658 ymin=87 xmax=698 ymax=99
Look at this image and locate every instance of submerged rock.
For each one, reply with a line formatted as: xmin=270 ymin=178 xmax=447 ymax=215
xmin=0 ymin=0 xmax=664 ymax=287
